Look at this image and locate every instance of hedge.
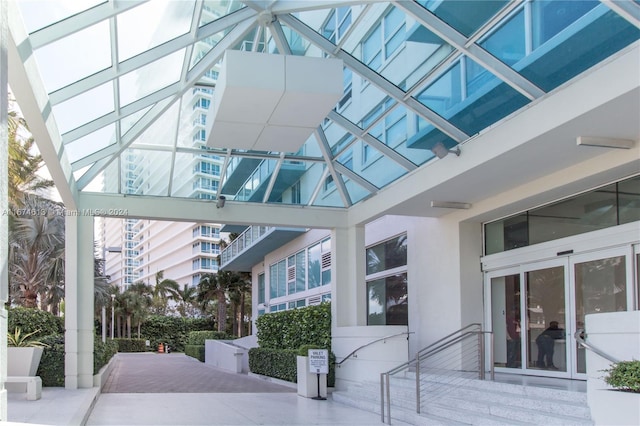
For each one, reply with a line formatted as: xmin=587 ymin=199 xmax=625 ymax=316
xmin=140 ymin=316 xmax=215 ymax=352
xmin=8 ymin=307 xmax=64 ymax=338
xmin=186 ymin=330 xmax=229 ymax=345
xmin=250 ymin=303 xmax=335 ymax=386
xmin=114 ymin=338 xmax=147 ymax=352
xmin=256 ymin=303 xmax=331 ymax=350
xmin=249 ymin=348 xmax=298 ymax=383
xmin=185 ymin=345 xmax=206 ymax=362
xmin=95 ymin=339 xmax=118 ymax=374
xmin=37 ymin=334 xmax=65 ymax=387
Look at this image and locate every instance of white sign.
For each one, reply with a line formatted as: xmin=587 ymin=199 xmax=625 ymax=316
xmin=308 ymin=349 xmax=329 ymax=374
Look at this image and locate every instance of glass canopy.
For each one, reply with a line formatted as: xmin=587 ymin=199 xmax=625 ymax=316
xmin=10 ymin=0 xmax=640 ymax=208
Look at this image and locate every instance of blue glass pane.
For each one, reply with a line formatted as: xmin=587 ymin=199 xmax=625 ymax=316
xmin=482 ymin=9 xmax=526 ymax=66
xmin=419 ymin=0 xmax=509 ymax=37
xmin=531 ymin=0 xmax=598 ymax=49
xmin=520 ymin=5 xmax=640 ymax=91
xmin=357 ymin=142 xmax=407 ymax=188
xmin=344 ymin=178 xmax=372 ymax=205
xmin=415 ymin=57 xmax=529 ymax=138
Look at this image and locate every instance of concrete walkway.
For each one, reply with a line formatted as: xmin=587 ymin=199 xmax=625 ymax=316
xmin=103 ymin=353 xmax=294 ymax=393
xmin=86 ymin=352 xmax=392 ymax=425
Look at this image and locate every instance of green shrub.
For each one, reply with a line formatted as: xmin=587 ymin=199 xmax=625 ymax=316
xmin=185 ymin=345 xmax=206 ymax=362
xmin=140 ymin=316 xmax=215 ymax=352
xmin=604 ymin=360 xmax=640 ymax=393
xmin=249 ymin=347 xmax=298 ymax=383
xmin=94 ymin=339 xmax=118 ymax=374
xmin=251 ymin=303 xmax=334 ymax=385
xmin=187 ymin=330 xmax=229 ymax=345
xmin=8 ymin=307 xmax=64 ymax=338
xmin=37 ymin=334 xmax=65 ymax=387
xmin=256 ymin=302 xmax=330 ymax=350
xmin=114 ymin=338 xmax=147 ymax=352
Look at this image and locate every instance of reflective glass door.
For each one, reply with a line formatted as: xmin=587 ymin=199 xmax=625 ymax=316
xmin=570 ymin=247 xmax=630 ymax=377
xmin=523 ymin=260 xmax=569 ymax=376
xmin=488 ymin=268 xmax=521 ymax=369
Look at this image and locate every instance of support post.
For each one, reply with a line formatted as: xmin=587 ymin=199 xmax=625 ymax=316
xmin=65 ymin=215 xmax=95 ymax=389
xmin=0 ymin=0 xmax=9 ymax=419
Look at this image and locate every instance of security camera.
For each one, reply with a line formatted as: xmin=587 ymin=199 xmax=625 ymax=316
xmin=216 ymin=196 xmax=226 ymax=209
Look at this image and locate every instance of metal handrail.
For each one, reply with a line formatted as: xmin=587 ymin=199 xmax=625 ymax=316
xmin=574 ymin=328 xmax=620 ymax=363
xmin=380 ymin=324 xmax=493 ymax=424
xmin=336 ymin=331 xmax=413 ymax=367
xmin=417 ymin=323 xmax=481 ymax=357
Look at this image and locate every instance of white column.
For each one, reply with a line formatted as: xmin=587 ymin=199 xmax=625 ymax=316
xmin=331 ymin=225 xmax=366 ymax=328
xmin=0 ymin=0 xmax=9 ymax=419
xmin=65 ymin=215 xmax=95 ymax=389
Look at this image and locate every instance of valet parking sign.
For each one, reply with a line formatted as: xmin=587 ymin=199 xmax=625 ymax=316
xmin=308 ymin=349 xmax=329 ymax=374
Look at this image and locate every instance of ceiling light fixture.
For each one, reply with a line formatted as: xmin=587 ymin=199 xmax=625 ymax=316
xmin=576 ymin=136 xmax=634 ymax=149
xmin=431 ymin=201 xmax=472 ymax=209
xmin=431 ymin=142 xmax=461 ymax=159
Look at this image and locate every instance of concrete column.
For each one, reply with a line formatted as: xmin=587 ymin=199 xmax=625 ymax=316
xmin=0 ymin=0 xmax=9 ymax=419
xmin=65 ymin=215 xmax=95 ymax=389
xmin=331 ymin=225 xmax=366 ymax=328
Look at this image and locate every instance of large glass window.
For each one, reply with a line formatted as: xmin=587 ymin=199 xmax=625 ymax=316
xmin=367 ymin=274 xmax=408 ymax=325
xmin=485 ymin=176 xmax=640 ymax=255
xmin=269 ymin=260 xmax=287 ymax=298
xmin=366 ymin=234 xmax=408 ymax=325
xmin=258 ymin=273 xmax=265 ymax=304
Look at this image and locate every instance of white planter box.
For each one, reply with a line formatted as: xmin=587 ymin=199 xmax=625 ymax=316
xmin=591 ymin=389 xmax=640 ymax=425
xmin=296 ymin=356 xmax=327 ymax=398
xmin=8 ymin=347 xmax=43 ymax=376
xmin=7 ymin=347 xmax=44 ymax=394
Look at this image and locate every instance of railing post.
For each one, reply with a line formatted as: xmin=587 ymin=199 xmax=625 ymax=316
xmin=490 ymin=332 xmax=495 ymax=381
xmin=386 ymin=373 xmax=391 ymax=425
xmin=478 ymin=332 xmax=485 ymax=380
xmin=415 ymin=353 xmax=420 ymax=414
xmin=380 ymin=373 xmax=385 ymax=423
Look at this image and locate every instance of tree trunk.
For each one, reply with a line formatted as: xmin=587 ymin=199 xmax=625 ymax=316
xmin=126 ymin=315 xmax=131 ymax=338
xmin=239 ymin=292 xmax=245 ymax=337
xmin=217 ymin=292 xmax=226 ymax=333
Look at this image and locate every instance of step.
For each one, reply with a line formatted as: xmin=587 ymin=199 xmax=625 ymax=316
xmin=332 ymin=390 xmax=466 ymax=426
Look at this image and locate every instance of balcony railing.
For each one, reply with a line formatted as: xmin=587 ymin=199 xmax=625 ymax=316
xmin=220 ymin=225 xmax=271 ymax=265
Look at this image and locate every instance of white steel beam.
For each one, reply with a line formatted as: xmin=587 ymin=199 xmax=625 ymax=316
xmin=77 ymin=192 xmax=349 ymax=229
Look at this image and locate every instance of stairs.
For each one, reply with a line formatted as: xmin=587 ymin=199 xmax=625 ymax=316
xmin=332 ymin=374 xmax=593 ymax=425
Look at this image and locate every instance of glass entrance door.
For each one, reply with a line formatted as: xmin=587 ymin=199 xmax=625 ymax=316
xmin=487 ymin=246 xmax=634 ymax=379
xmin=570 ymin=247 xmax=630 ymax=377
xmin=523 ymin=261 xmax=569 ymax=376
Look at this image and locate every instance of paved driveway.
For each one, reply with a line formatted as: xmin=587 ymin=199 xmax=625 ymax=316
xmin=103 ymin=353 xmax=295 ymax=393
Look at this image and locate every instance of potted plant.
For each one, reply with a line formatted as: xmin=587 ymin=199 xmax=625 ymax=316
xmin=592 ymin=360 xmax=640 ymax=425
xmin=7 ymin=328 xmax=49 ymax=377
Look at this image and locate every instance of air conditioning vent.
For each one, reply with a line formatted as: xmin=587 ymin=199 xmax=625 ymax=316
xmin=321 ymin=252 xmax=331 ymax=269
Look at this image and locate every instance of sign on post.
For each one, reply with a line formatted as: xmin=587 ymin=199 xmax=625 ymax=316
xmin=308 ymin=349 xmax=329 ymax=374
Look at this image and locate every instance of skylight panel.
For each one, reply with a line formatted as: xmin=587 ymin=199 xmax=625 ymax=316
xmin=18 ymin=0 xmax=104 ymax=33
xmin=65 ymin=124 xmax=117 ymax=163
xmin=52 ymin=82 xmax=114 ymax=134
xmin=117 ymin=0 xmax=195 ymax=61
xmin=33 ymin=20 xmax=111 ymax=93
xmin=118 ymin=49 xmax=185 ymax=106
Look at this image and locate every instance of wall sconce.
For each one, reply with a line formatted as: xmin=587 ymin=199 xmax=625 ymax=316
xmin=432 ymin=142 xmax=461 ymax=159
xmin=216 ymin=195 xmax=226 ymax=209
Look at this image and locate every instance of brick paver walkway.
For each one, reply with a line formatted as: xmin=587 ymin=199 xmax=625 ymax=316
xmin=103 ymin=353 xmax=295 ymax=393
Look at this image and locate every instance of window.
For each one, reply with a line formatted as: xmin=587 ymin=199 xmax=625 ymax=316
xmin=269 ymin=260 xmax=287 ymax=298
xmin=367 ymin=273 xmax=408 ymax=325
xmin=258 ymin=273 xmax=265 ymax=304
xmin=288 ymin=299 xmax=306 ymax=310
xmin=309 ymin=238 xmax=332 ymax=288
xmin=366 ymin=234 xmax=408 ymax=325
xmin=362 ymin=7 xmax=405 ymax=70
xmin=322 ymin=6 xmax=352 ymax=44
xmin=192 ymin=274 xmax=200 ymax=286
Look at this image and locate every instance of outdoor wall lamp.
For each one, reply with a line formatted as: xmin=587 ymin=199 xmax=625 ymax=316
xmin=216 ymin=195 xmax=226 ymax=209
xmin=431 ymin=141 xmax=461 ymax=159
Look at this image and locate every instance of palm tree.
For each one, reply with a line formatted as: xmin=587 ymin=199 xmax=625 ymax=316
xmin=126 ymin=282 xmax=153 ymax=338
xmin=9 ymin=195 xmax=65 ymax=308
xmin=174 ymin=284 xmax=198 ymax=317
xmin=198 ymin=271 xmax=245 ymax=333
xmin=151 ymin=271 xmax=179 ymax=315
xmin=7 ymin=98 xmax=53 ymax=207
xmin=228 ymin=275 xmax=252 ymax=337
